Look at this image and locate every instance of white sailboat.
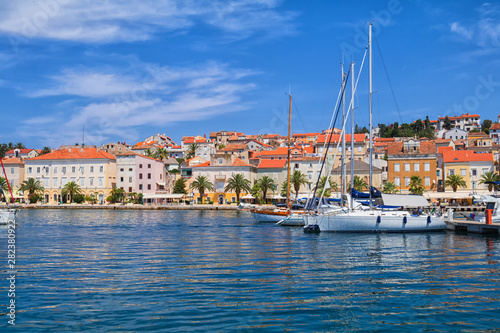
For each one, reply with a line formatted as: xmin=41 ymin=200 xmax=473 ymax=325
xmin=303 ymin=23 xmax=446 ymax=233
xmin=0 ymin=158 xmax=18 ymax=225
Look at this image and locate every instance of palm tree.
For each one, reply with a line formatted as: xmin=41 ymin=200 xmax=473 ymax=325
xmin=251 ymin=183 xmax=261 ymax=201
xmin=156 ymin=147 xmax=169 ymax=161
xmin=290 ymin=170 xmax=309 ymax=201
xmin=186 ymin=143 xmax=199 ymax=159
xmin=109 ymin=187 xmax=125 ymax=203
xmin=408 ymin=175 xmax=424 ymax=195
xmin=352 ymin=176 xmax=368 ymax=191
xmin=0 ymin=177 xmax=8 ymax=192
xmin=256 ymin=176 xmax=275 ymax=202
xmin=62 ymin=181 xmax=82 ymax=203
xmin=316 ymin=176 xmax=337 ymax=198
xmin=144 ymin=148 xmax=156 ymax=158
xmin=190 ymin=175 xmax=213 ymax=203
xmin=479 ymin=171 xmax=499 ymax=192
xmin=224 ymin=174 xmax=251 ymax=202
xmin=445 ymin=174 xmax=467 ymax=192
xmin=15 ymin=142 xmax=26 ymax=149
xmin=19 ymin=178 xmax=43 ymax=195
xmin=280 ymin=180 xmax=288 ymax=197
xmin=382 ymin=181 xmax=398 ymax=194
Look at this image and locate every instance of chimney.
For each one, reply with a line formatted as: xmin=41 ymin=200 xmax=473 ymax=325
xmin=204 ymin=133 xmax=206 ymax=139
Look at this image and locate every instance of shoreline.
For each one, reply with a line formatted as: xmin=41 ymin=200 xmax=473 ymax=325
xmin=2 ymin=203 xmax=240 ymax=210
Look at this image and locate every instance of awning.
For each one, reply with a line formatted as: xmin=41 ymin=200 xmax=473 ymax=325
xmin=241 ymin=194 xmax=255 ymax=199
xmin=143 ymin=193 xmax=186 ymax=199
xmin=156 ymin=182 xmax=166 ymax=186
xmin=381 ymin=193 xmax=430 ymax=207
xmin=271 ymin=194 xmax=286 ymax=199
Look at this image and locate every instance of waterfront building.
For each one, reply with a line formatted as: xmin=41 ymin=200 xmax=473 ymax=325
xmin=314 ymin=133 xmax=367 ymax=168
xmin=1 ymin=156 xmax=25 ymax=191
xmin=115 ymin=152 xmax=166 ymax=195
xmin=387 ymin=140 xmax=437 ymax=192
xmin=24 ymin=147 xmax=116 ymax=204
xmin=331 ymin=160 xmax=383 ymax=192
xmin=191 ymin=153 xmax=257 ymax=204
xmin=442 ymin=150 xmax=494 ymax=191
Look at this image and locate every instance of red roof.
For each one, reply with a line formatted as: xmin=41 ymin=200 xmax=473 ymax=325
xmin=442 ymin=150 xmax=493 ymax=163
xmin=437 ymin=146 xmax=454 ymax=155
xmin=260 ymin=147 xmax=289 ymax=156
xmin=6 ymin=149 xmax=36 ymax=155
xmin=490 ymin=123 xmax=500 ymax=130
xmin=1 ymin=157 xmax=24 ymax=164
xmin=232 ymin=158 xmax=253 ymax=167
xmin=258 ymin=159 xmax=287 ymax=168
xmin=316 ymin=134 xmax=365 ymax=144
xmin=27 ymin=148 xmax=115 ymax=160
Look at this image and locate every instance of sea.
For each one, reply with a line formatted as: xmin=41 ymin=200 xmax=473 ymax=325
xmin=1 ymin=209 xmax=499 ymax=332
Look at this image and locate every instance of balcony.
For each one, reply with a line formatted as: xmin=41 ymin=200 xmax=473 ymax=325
xmin=215 ymin=175 xmax=226 ymax=181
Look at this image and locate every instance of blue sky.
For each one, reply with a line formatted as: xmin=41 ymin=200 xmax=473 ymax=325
xmin=0 ymin=0 xmax=499 ymax=149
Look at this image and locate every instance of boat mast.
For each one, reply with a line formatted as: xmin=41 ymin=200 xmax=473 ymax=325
xmin=369 ymin=22 xmax=373 ymax=210
xmin=341 ymin=63 xmax=346 ymax=207
xmin=350 ymin=61 xmax=355 ymax=209
xmin=287 ymin=92 xmax=292 ymax=210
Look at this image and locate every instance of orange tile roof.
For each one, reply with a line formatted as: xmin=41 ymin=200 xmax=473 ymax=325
xmin=232 ymin=158 xmax=253 ymax=167
xmin=6 ymin=149 xmax=36 ymax=155
xmin=316 ymin=134 xmax=365 ymax=144
xmin=259 ymin=147 xmax=289 ymax=156
xmin=438 ymin=146 xmax=454 ymax=155
xmin=387 ymin=141 xmax=436 ymax=155
xmin=27 ymin=148 xmax=115 ymax=160
xmin=258 ymin=159 xmax=287 ymax=169
xmin=490 ymin=123 xmax=500 ymax=130
xmin=1 ymin=157 xmax=24 ymax=164
xmin=442 ymin=150 xmax=493 ymax=163
xmin=193 ymin=161 xmax=211 ymax=167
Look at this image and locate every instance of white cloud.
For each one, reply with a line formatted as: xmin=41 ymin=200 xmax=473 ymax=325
xmin=450 ymin=22 xmax=473 ymax=41
xmin=0 ymin=0 xmax=296 ymax=43
xmin=20 ymin=60 xmax=258 ymax=146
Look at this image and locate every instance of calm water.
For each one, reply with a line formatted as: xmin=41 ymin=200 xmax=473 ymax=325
xmin=1 ymin=209 xmax=500 ymax=332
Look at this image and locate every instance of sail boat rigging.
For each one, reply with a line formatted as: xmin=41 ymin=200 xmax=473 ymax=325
xmin=303 ymin=22 xmax=446 ymax=233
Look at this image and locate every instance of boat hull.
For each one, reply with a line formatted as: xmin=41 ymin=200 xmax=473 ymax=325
xmin=277 ymin=214 xmax=305 ymax=226
xmin=250 ymin=210 xmax=288 ymax=222
xmin=304 ymin=210 xmax=446 ymax=233
xmin=0 ymin=209 xmax=17 ymax=225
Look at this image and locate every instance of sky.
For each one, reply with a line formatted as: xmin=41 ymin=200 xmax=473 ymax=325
xmin=0 ymin=0 xmax=499 ymax=149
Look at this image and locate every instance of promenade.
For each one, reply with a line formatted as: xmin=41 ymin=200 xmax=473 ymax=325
xmin=3 ymin=203 xmax=240 ymax=210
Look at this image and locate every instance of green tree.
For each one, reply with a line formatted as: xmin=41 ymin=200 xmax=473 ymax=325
xmin=478 ymin=171 xmax=499 ymax=192
xmin=186 ymin=143 xmax=199 ymax=159
xmin=408 ymin=175 xmax=425 ymax=195
xmin=443 ymin=116 xmax=452 ymax=130
xmin=290 ymin=170 xmax=309 ymax=201
xmin=108 ymin=187 xmax=126 ymax=203
xmin=19 ymin=178 xmax=43 ymax=195
xmin=14 ymin=142 xmax=26 ymax=149
xmin=280 ymin=180 xmax=288 ymax=197
xmin=382 ymin=181 xmax=398 ymax=194
xmin=224 ymin=173 xmax=251 ymax=202
xmin=173 ymin=178 xmax=188 ymax=195
xmin=190 ymin=175 xmax=213 ymax=203
xmin=144 ymin=148 xmax=156 ymax=158
xmin=40 ymin=146 xmax=51 ymax=155
xmin=156 ymin=147 xmax=169 ymax=160
xmin=251 ymin=183 xmax=261 ymax=201
xmin=352 ymin=176 xmax=368 ymax=191
xmin=62 ymin=181 xmax=82 ymax=203
xmin=256 ymin=176 xmax=275 ymax=202
xmin=482 ymin=119 xmax=492 ymax=135
xmin=445 ymin=174 xmax=467 ymax=192
xmin=316 ymin=176 xmax=337 ymax=197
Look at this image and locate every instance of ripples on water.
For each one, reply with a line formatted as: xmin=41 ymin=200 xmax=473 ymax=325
xmin=1 ymin=209 xmax=499 ymax=332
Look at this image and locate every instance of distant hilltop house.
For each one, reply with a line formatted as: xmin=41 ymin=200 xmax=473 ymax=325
xmin=437 ymin=113 xmax=481 ymax=131
xmin=5 ymin=148 xmax=40 ymax=159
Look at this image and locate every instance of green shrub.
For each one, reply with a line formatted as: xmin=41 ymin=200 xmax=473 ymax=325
xmin=73 ymin=193 xmax=84 ymax=204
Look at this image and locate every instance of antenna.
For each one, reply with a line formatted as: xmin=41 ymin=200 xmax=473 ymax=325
xmin=82 ymin=125 xmax=85 ymax=146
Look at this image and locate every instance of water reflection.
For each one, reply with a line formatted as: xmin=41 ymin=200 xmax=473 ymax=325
xmin=1 ymin=210 xmax=499 ymax=332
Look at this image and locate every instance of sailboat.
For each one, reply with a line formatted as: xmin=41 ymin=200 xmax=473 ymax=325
xmin=303 ymin=23 xmax=446 ymax=233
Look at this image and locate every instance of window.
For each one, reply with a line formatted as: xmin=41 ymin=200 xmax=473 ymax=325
xmin=98 ymin=177 xmax=104 ymax=186
xmin=72 ymin=166 xmax=76 ymax=173
xmin=424 ymin=163 xmax=430 ymax=172
xmin=10 ymin=167 xmax=14 ymax=174
xmin=62 ymin=177 xmax=67 ymax=185
xmin=139 ymin=164 xmax=143 ymax=169
xmin=90 ymin=166 xmax=94 ymax=173
xmin=53 ymin=178 xmax=58 ymax=186
xmin=449 ymin=169 xmax=455 ymax=176
xmin=70 ymin=177 xmax=76 ymax=183
xmin=89 ymin=178 xmax=94 ymax=186
xmin=461 ymin=169 xmax=466 ymax=176
xmin=148 ymin=173 xmax=151 ymax=179
xmin=80 ymin=178 xmax=85 ymax=186
xmin=357 ymin=146 xmax=362 ymax=152
xmin=79 ymin=166 xmax=84 ymax=173
xmin=395 ymin=177 xmax=401 ymax=186
xmin=129 ymin=187 xmax=132 ymax=192
xmin=308 ymin=171 xmax=313 ymax=180
xmin=37 ymin=167 xmax=40 ymax=173
xmin=139 ymin=174 xmax=143 ymax=179
xmin=129 ymin=168 xmax=133 ymax=172
xmin=295 ymin=163 xmax=299 ymax=169
xmin=120 ymin=177 xmax=124 ymax=182
xmin=120 ymin=168 xmax=124 ymax=172
xmin=99 ymin=166 xmax=104 ymax=173
xmin=414 ymin=163 xmax=419 ymax=172
xmin=405 ymin=177 xmax=410 ymax=186
xmin=425 ymin=177 xmax=430 ymax=186
xmin=62 ymin=166 xmax=66 ymax=173
xmin=54 ymin=166 xmax=57 ymax=174
xmin=404 ymin=163 xmax=410 ymax=172
xmin=394 ymin=163 xmax=400 ymax=172
xmin=44 ymin=178 xmax=49 ymax=186
xmin=139 ymin=184 xmax=143 ymax=190
xmin=147 ymin=184 xmax=151 ymax=190
xmin=129 ymin=177 xmax=132 ymax=183
xmin=232 ymin=196 xmax=236 ymax=203
xmin=160 ymin=174 xmax=162 ymax=179
xmin=437 ymin=170 xmax=441 ymax=177
xmin=28 ymin=167 xmax=32 ymax=174
xmin=471 ymin=169 xmax=477 ymax=176
xmin=148 ymin=164 xmax=151 ymax=168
